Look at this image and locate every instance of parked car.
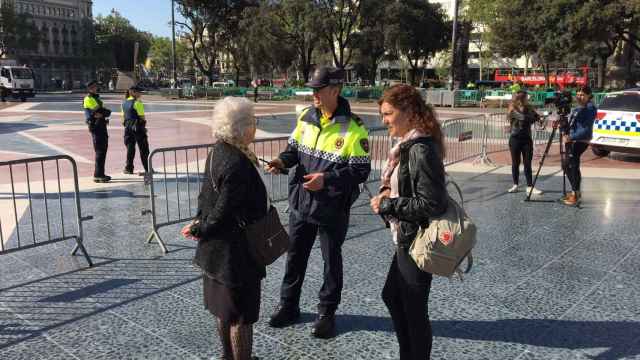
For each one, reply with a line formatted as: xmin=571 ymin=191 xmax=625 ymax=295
xmin=590 ymin=89 xmax=640 ymax=156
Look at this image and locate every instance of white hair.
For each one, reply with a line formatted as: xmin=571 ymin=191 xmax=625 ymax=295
xmin=211 ymin=97 xmax=255 ymax=142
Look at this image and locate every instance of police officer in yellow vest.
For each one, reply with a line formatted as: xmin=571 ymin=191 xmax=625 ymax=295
xmin=121 ymin=85 xmax=150 ymax=176
xmin=83 ymin=81 xmax=111 ymax=183
xmin=265 ymin=67 xmax=371 ymax=338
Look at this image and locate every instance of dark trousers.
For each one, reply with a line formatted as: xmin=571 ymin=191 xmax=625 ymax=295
xmin=90 ymin=127 xmax=108 ymax=177
xmin=509 ymin=135 xmax=533 ymax=186
xmin=563 ymin=141 xmax=589 ymax=192
xmin=382 ymin=248 xmax=433 ymax=360
xmin=124 ymin=126 xmax=149 ymax=172
xmin=280 ymin=211 xmax=348 ymax=314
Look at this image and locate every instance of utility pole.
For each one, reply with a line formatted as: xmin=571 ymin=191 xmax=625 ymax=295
xmin=171 ymin=0 xmax=178 ymax=88
xmin=450 ymin=0 xmax=460 ymax=91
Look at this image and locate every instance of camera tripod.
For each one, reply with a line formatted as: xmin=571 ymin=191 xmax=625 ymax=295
xmin=524 ymin=115 xmax=567 ymax=202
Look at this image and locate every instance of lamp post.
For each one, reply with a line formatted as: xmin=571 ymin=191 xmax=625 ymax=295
xmin=450 ymin=0 xmax=459 ymax=90
xmin=171 ymin=0 xmax=178 ymax=88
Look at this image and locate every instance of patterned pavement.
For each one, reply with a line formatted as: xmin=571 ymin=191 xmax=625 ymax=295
xmin=0 ymin=95 xmax=639 ymax=359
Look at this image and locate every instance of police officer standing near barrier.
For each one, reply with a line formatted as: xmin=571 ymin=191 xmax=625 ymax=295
xmin=121 ymin=85 xmax=150 ymax=177
xmin=83 ymin=81 xmax=111 ymax=183
xmin=265 ymin=66 xmax=371 ymax=338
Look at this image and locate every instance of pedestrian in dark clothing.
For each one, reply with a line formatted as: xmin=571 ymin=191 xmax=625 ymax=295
xmin=561 ymin=86 xmax=596 ymax=206
xmin=370 ymin=84 xmax=448 ymax=360
xmin=182 ymin=97 xmax=266 ymax=360
xmin=121 ymin=85 xmax=150 ymax=175
xmin=83 ymin=80 xmax=111 ymax=183
xmin=507 ymin=90 xmax=543 ymax=195
xmin=265 ymin=67 xmax=371 ymax=339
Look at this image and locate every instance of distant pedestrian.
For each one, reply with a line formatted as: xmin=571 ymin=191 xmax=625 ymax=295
xmin=370 ymin=84 xmax=448 ymax=360
xmin=507 ymin=90 xmax=543 ymax=195
xmin=121 ymin=85 xmax=150 ymax=176
xmin=182 ymin=97 xmax=266 ymax=360
xmin=83 ymin=80 xmax=111 ymax=183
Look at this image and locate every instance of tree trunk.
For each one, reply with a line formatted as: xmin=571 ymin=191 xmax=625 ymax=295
xmin=597 ymin=55 xmax=607 ymax=89
xmin=543 ymin=63 xmax=550 ymax=88
xmin=524 ymin=53 xmax=529 ymax=76
xmin=453 ymin=21 xmax=472 ymax=88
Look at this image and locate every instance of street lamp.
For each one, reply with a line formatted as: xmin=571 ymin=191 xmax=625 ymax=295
xmin=171 ymin=0 xmax=178 ymax=88
xmin=450 ymin=0 xmax=459 ymax=91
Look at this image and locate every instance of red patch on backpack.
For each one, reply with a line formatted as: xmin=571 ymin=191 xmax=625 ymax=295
xmin=440 ymin=230 xmax=453 ymax=246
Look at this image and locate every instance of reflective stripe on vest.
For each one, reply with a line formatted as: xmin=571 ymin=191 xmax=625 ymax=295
xmin=288 ymin=107 xmax=370 ymax=165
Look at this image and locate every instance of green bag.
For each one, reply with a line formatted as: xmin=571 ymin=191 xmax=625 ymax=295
xmin=409 ymin=179 xmax=477 ymax=279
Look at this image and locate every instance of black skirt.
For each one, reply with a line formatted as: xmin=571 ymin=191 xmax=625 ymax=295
xmin=203 ymin=275 xmax=261 ymax=325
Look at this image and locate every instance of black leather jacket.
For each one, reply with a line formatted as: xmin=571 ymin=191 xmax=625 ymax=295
xmin=378 ymin=137 xmax=448 ymax=248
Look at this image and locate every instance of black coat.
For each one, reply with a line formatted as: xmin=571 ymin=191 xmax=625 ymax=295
xmin=378 ymin=137 xmax=448 ymax=248
xmin=191 ymin=141 xmax=267 ymax=287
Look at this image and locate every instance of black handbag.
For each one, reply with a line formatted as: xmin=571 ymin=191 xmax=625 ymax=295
xmin=209 ymin=152 xmax=289 ymax=266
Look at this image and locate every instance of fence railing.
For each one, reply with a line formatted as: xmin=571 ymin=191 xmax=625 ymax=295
xmin=143 ymin=113 xmax=559 ymax=253
xmin=0 ymin=155 xmax=93 ymax=266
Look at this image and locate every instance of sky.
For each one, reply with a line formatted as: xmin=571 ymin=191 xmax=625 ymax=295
xmin=93 ymin=0 xmax=183 ymax=38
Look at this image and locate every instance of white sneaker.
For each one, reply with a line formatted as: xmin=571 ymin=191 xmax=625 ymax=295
xmin=508 ymin=184 xmax=519 ymax=193
xmin=527 ymin=186 xmax=543 ymax=195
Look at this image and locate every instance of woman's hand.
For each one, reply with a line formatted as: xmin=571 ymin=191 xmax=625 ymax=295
xmin=181 ymin=223 xmax=199 ymax=241
xmin=370 ymin=191 xmax=390 ymax=214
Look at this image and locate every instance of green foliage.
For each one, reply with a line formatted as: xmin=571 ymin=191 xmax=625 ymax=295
xmin=316 ymin=0 xmax=361 ymax=68
xmin=94 ymin=10 xmax=152 ymax=71
xmin=385 ymin=0 xmax=451 ymax=85
xmin=0 ymin=1 xmax=40 ymax=58
xmin=148 ymin=37 xmax=189 ymax=76
xmin=351 ymin=0 xmax=394 ymax=84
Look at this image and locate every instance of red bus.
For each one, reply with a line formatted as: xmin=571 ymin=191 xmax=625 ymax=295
xmin=494 ymin=66 xmax=590 ymax=89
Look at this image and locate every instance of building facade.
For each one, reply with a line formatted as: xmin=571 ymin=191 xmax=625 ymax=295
xmin=0 ymin=0 xmax=94 ymax=89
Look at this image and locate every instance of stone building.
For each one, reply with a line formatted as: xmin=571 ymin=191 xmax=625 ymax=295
xmin=0 ymin=0 xmax=94 ymax=89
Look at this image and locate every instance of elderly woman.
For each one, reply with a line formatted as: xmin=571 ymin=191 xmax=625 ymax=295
xmin=370 ymin=84 xmax=448 ymax=360
xmin=181 ymin=97 xmax=266 ymax=360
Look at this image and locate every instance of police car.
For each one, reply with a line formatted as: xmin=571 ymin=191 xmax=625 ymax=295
xmin=591 ymin=89 xmax=640 ymax=156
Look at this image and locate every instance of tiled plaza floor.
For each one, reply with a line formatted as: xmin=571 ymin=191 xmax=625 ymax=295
xmin=1 ymin=169 xmax=639 ymax=359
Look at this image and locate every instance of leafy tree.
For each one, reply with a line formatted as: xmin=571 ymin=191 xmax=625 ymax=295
xmin=0 ymin=1 xmax=40 ymax=58
xmin=351 ymin=0 xmax=393 ymax=85
xmin=175 ymin=0 xmax=255 ymax=85
xmin=148 ymin=37 xmax=189 ymax=78
xmin=94 ymin=10 xmax=152 ymax=71
xmin=465 ymin=0 xmax=501 ymax=80
xmin=256 ymin=0 xmax=322 ymax=82
xmin=315 ymin=0 xmax=361 ymax=68
xmin=386 ymin=0 xmax=450 ymax=85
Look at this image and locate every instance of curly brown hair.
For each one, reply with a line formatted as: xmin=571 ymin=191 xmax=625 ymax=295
xmin=377 ymin=84 xmax=445 ymax=158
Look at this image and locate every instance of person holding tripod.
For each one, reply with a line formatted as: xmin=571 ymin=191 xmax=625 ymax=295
xmin=560 ymin=86 xmax=596 ymax=206
xmin=507 ymin=90 xmax=543 ymax=195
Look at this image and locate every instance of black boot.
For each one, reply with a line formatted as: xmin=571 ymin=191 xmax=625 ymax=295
xmin=268 ymin=305 xmax=300 ymax=328
xmin=311 ymin=313 xmax=336 ymax=339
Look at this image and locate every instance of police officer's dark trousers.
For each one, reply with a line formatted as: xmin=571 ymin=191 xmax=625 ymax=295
xmin=124 ymin=125 xmax=149 ymax=173
xmin=90 ymin=124 xmax=108 ymax=177
xmin=280 ymin=211 xmax=348 ymax=315
xmin=382 ymin=248 xmax=433 ymax=360
xmin=563 ymin=141 xmax=589 ymax=192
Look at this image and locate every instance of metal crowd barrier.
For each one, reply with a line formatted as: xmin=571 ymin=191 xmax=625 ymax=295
xmin=143 ymin=127 xmax=391 ymax=253
xmin=0 ymin=155 xmax=93 ymax=266
xmin=144 ymin=115 xmax=558 ymax=253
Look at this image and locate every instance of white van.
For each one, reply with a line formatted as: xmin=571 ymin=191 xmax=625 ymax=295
xmin=591 ymin=89 xmax=640 ymax=156
xmin=0 ymin=66 xmax=36 ymax=101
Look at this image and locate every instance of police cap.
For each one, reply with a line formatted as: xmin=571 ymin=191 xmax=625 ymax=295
xmin=86 ymin=80 xmax=98 ymax=88
xmin=305 ymin=67 xmax=344 ymax=89
xmin=129 ymin=85 xmax=144 ymax=92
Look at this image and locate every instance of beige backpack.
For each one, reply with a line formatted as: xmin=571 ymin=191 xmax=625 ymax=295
xmin=409 ymin=179 xmax=476 ymax=279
